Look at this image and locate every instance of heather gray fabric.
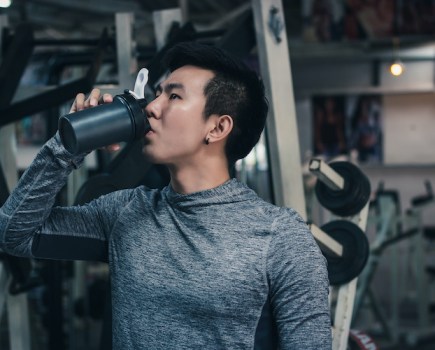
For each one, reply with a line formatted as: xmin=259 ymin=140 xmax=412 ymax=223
xmin=0 ymin=135 xmax=332 ymax=349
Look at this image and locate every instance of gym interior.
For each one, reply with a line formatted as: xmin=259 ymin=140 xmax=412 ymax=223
xmin=1 ymin=0 xmax=435 ymax=349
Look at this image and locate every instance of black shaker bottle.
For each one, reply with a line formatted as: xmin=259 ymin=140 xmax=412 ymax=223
xmin=58 ymin=90 xmax=150 ymax=155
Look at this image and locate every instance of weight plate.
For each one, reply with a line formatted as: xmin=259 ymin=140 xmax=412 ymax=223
xmin=315 ymin=161 xmax=371 ymax=217
xmin=339 ymin=166 xmax=371 ymax=217
xmin=320 ymin=220 xmax=369 ymax=286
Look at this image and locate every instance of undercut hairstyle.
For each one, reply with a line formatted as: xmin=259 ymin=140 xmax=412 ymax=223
xmin=162 ymin=41 xmax=269 ymax=166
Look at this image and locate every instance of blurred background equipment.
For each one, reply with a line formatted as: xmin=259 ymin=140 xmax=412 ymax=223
xmin=1 ymin=0 xmax=435 ymax=349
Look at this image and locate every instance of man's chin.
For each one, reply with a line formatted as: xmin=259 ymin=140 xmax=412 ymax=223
xmin=141 ymin=147 xmax=164 ymax=164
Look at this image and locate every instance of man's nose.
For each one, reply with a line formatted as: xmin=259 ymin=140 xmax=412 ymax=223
xmin=145 ymin=98 xmax=161 ymax=119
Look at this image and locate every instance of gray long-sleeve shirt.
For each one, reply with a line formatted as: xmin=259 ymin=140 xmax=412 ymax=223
xmin=0 ymin=136 xmax=332 ymax=349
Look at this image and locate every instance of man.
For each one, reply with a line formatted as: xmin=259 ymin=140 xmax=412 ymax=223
xmin=0 ymin=42 xmax=331 ymax=349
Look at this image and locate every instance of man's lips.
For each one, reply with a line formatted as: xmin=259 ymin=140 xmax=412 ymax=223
xmin=144 ymin=118 xmax=153 ymax=135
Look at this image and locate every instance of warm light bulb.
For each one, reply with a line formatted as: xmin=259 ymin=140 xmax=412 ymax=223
xmin=390 ymin=61 xmax=404 ymax=76
xmin=0 ymin=0 xmax=11 ymax=8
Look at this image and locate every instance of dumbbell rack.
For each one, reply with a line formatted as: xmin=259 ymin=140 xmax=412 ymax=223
xmin=309 ymin=159 xmax=371 ymax=350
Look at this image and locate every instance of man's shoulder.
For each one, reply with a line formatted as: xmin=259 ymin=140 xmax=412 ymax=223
xmin=247 ymin=199 xmax=306 ymax=228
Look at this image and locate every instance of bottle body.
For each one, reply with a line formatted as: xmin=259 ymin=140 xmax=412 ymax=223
xmin=58 ymin=92 xmax=149 ymax=155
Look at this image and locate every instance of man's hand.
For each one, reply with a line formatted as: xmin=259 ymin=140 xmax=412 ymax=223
xmin=69 ymin=88 xmax=113 ymax=113
xmin=68 ymin=88 xmax=118 ymax=152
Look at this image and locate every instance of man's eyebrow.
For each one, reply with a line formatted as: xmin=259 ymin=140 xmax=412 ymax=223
xmin=156 ymin=82 xmax=185 ymax=94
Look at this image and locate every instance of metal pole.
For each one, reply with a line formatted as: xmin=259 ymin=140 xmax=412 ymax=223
xmin=332 ymin=201 xmax=370 ymax=350
xmin=178 ymin=0 xmax=189 ymax=24
xmin=309 ymin=159 xmax=345 ymax=191
xmin=153 ymin=8 xmax=182 ymax=51
xmin=309 ymin=224 xmax=343 ymax=257
xmin=116 ymin=13 xmax=137 ymax=89
xmin=0 ymin=14 xmax=18 ymax=191
xmin=252 ymin=0 xmax=307 ymax=219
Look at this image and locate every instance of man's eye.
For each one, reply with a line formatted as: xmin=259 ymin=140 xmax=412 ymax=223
xmin=169 ymin=93 xmax=180 ymax=100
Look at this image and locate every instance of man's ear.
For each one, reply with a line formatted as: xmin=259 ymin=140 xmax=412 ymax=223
xmin=207 ymin=115 xmax=233 ymax=143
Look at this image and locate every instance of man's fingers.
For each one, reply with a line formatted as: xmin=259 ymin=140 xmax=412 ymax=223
xmin=70 ymin=93 xmax=86 ymax=113
xmin=102 ymin=93 xmax=113 ymax=104
xmin=69 ymin=89 xmax=113 ymax=114
xmin=98 ymin=93 xmax=113 ymax=105
xmin=85 ymin=88 xmax=101 ymax=108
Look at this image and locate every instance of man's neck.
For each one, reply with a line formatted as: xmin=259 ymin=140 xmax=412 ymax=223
xmin=168 ymin=156 xmax=231 ymax=194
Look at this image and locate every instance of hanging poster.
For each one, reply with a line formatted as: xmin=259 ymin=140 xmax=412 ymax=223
xmin=312 ymin=94 xmax=383 ymax=163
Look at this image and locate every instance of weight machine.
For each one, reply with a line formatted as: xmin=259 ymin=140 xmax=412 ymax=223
xmin=0 ymin=13 xmax=120 ymax=349
xmin=352 ymin=182 xmax=435 ymax=347
xmin=0 ymin=16 xmax=34 ymax=350
xmin=405 ymin=181 xmax=435 ymax=345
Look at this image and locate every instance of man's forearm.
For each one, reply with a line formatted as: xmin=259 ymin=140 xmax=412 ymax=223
xmin=0 ymin=135 xmax=85 ymax=256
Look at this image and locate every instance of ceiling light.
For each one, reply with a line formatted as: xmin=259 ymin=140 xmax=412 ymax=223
xmin=390 ymin=60 xmax=404 ymax=76
xmin=0 ymin=0 xmax=11 ymax=8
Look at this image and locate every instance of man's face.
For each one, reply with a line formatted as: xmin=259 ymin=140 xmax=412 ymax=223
xmin=143 ymin=65 xmax=215 ymax=165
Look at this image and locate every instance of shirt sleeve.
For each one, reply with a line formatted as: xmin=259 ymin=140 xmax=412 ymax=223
xmin=267 ymin=208 xmax=332 ymax=350
xmin=0 ymin=134 xmax=134 ymax=262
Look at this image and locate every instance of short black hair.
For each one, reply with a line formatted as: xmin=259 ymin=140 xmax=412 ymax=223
xmin=163 ymin=41 xmax=269 ymax=166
